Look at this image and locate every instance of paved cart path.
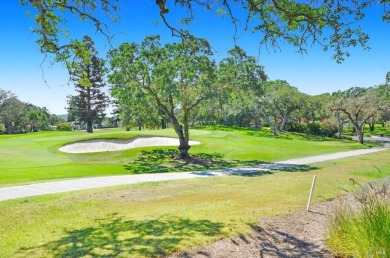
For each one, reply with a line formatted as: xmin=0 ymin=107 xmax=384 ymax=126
xmin=1 ymin=147 xmax=388 ymax=202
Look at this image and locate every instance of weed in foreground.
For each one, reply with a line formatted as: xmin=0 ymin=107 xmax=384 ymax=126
xmin=327 ymin=177 xmax=390 ymax=257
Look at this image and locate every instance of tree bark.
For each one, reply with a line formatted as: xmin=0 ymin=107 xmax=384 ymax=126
xmin=87 ymin=121 xmax=93 ymax=133
xmin=178 ymin=105 xmax=191 ymax=159
xmin=146 ymin=89 xmax=192 ymax=159
xmin=161 ymin=118 xmax=166 ymax=129
xmin=279 ymin=114 xmax=288 ymax=131
xmin=337 ymin=125 xmax=343 ymax=139
xmin=86 ymin=87 xmax=93 ymax=133
xmin=354 ymin=124 xmax=364 ymax=144
xmin=259 ymin=109 xmax=278 ymax=136
xmin=178 ymin=136 xmax=190 ymax=159
xmin=6 ymin=126 xmax=13 ymax=134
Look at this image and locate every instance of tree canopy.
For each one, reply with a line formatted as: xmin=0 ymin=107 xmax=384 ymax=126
xmin=20 ymin=0 xmax=390 ymax=63
xmin=330 ymin=88 xmax=384 ymax=143
xmin=108 ymin=35 xmax=215 ymax=158
xmin=66 ymin=35 xmax=109 ymax=133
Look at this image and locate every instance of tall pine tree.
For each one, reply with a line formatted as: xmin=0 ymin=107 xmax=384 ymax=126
xmin=67 ymin=35 xmax=108 ymax=133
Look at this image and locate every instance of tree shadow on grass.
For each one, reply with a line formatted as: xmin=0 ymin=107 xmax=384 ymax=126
xmin=246 ymin=131 xmax=294 ymax=140
xmin=303 ymin=135 xmax=336 ymax=142
xmin=124 ymin=149 xmax=318 ymax=175
xmin=277 ymin=164 xmax=318 ymax=172
xmin=19 ymin=215 xmax=225 ymax=257
xmin=124 ymin=149 xmax=267 ymax=174
xmin=251 ymin=225 xmax=331 ymax=257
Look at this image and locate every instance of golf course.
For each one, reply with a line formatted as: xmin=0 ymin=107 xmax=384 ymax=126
xmin=3 ymin=0 xmax=390 ymax=256
xmin=1 ymin=127 xmax=389 ymax=257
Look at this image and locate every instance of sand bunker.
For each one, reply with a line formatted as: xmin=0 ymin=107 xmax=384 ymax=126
xmin=59 ymin=137 xmax=200 ymax=154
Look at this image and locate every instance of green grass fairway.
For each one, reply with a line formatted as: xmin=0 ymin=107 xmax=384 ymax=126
xmin=0 ymin=127 xmax=372 ymax=186
xmin=0 ymin=151 xmax=389 ymax=257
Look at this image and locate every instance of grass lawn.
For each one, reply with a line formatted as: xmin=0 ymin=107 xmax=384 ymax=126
xmin=0 ymin=151 xmax=389 ymax=257
xmin=0 ymin=126 xmax=372 ymax=186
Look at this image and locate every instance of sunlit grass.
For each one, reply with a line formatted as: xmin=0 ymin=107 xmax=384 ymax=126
xmin=0 ymin=151 xmax=389 ymax=257
xmin=0 ymin=127 xmax=369 ymax=186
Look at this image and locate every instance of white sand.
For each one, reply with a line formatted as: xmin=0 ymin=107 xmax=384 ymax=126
xmin=59 ymin=137 xmax=200 ymax=154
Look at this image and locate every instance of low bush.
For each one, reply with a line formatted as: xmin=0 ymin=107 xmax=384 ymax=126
xmin=288 ymin=121 xmax=337 ymax=137
xmin=327 ymin=178 xmax=390 ymax=257
xmin=288 ymin=122 xmax=307 ymax=133
xmin=306 ymin=121 xmax=337 ymax=137
xmin=56 ymin=122 xmax=72 ymax=131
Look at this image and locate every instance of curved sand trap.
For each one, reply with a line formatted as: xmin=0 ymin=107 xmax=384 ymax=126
xmin=59 ymin=137 xmax=200 ymax=154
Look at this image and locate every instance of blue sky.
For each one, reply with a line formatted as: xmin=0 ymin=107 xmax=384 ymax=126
xmin=0 ymin=1 xmax=389 ymax=115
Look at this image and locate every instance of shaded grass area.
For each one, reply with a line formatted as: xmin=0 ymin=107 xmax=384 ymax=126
xmin=124 ymin=148 xmax=317 ymax=174
xmin=19 ymin=215 xmax=224 ymax=257
xmin=124 ymin=149 xmax=265 ymax=173
xmin=1 ymin=151 xmax=389 ymax=257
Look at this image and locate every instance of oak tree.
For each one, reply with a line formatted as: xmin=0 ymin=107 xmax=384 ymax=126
xmin=109 ymin=35 xmax=215 ymax=159
xmin=330 ymin=88 xmax=383 ymax=143
xmin=19 ymin=0 xmax=390 ymax=63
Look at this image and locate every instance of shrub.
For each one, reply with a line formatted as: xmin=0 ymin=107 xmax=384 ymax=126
xmin=327 ymin=179 xmax=390 ymax=257
xmin=306 ymin=122 xmax=322 ymax=136
xmin=305 ymin=121 xmax=337 ymax=137
xmin=56 ymin=122 xmax=72 ymax=131
xmin=287 ymin=122 xmax=307 ymax=133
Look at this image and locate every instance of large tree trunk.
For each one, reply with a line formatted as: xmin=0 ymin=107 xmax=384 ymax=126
xmin=178 ymin=136 xmax=190 ymax=159
xmin=87 ymin=121 xmax=93 ymax=133
xmin=279 ymin=114 xmax=288 ymax=131
xmin=6 ymin=125 xmax=13 ymax=134
xmin=161 ymin=118 xmax=166 ymax=129
xmin=355 ymin=125 xmax=364 ymax=144
xmin=179 ymin=106 xmax=191 ymax=159
xmin=151 ymin=92 xmax=192 ymax=160
xmin=259 ymin=109 xmax=278 ymax=136
xmin=86 ymin=87 xmax=93 ymax=133
xmin=337 ymin=125 xmax=343 ymax=139
xmin=171 ymin=122 xmax=190 ymax=159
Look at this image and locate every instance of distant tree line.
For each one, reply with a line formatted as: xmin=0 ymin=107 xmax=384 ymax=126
xmin=0 ymin=89 xmax=64 ymax=134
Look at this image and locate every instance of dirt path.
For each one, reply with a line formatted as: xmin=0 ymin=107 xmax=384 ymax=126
xmin=170 ymin=196 xmax=353 ymax=257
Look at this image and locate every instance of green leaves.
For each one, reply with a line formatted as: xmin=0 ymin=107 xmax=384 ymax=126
xmin=19 ymin=0 xmax=389 ymax=64
xmin=108 ymin=35 xmax=216 ymax=129
xmin=20 ymin=0 xmax=119 ymax=62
